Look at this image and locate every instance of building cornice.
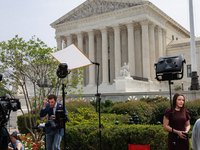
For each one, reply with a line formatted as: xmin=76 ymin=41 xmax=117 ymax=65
xmin=50 ymin=0 xmax=147 ymax=27
xmin=167 ymin=37 xmax=200 ymax=49
xmin=53 ymin=1 xmax=190 ymax=38
xmin=54 ymin=4 xmax=148 ymax=35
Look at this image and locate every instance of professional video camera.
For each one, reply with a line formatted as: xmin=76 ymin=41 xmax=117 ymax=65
xmin=0 ymin=74 xmax=21 ymax=150
xmin=55 ymin=105 xmax=67 ymax=128
xmin=0 ymin=95 xmax=21 ymax=128
xmin=45 ymin=105 xmax=69 ymax=129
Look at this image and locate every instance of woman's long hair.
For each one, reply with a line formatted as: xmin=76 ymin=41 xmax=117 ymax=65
xmin=172 ymin=93 xmax=185 ymax=117
xmin=10 ymin=133 xmax=22 ymax=142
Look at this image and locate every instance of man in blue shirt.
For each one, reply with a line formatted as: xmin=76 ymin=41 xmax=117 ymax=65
xmin=40 ymin=94 xmax=67 ymax=150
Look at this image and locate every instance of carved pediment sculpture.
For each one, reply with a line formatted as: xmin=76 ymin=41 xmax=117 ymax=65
xmin=55 ymin=0 xmax=143 ymax=25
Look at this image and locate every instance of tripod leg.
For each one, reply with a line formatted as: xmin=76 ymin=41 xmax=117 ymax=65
xmin=3 ymin=127 xmax=17 ymax=150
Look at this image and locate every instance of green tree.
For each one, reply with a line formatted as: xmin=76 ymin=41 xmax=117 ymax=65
xmin=0 ymin=35 xmax=83 ymax=141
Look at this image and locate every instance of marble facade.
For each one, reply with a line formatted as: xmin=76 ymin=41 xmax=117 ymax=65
xmin=50 ymin=0 xmax=196 ymax=94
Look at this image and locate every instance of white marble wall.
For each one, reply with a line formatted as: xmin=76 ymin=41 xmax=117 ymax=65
xmin=55 ymin=19 xmax=168 ymax=87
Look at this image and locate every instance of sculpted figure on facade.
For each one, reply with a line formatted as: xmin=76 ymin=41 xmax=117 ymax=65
xmin=93 ymin=2 xmax=99 ymax=14
xmin=60 ymin=1 xmax=143 ymax=23
xmin=120 ymin=62 xmax=130 ymax=77
xmin=108 ymin=3 xmax=115 ymax=11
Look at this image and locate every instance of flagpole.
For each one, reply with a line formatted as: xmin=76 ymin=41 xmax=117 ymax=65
xmin=189 ymin=0 xmax=199 ymax=90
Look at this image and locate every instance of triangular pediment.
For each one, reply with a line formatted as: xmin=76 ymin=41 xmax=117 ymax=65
xmin=51 ymin=0 xmax=147 ymax=27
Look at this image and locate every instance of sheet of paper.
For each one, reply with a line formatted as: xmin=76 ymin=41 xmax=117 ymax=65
xmin=38 ymin=123 xmax=45 ymax=127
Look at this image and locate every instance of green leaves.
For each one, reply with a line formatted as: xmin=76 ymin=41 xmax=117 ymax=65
xmin=0 ymin=35 xmax=84 ymax=141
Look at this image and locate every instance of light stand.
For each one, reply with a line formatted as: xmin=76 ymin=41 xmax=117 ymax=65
xmin=50 ymin=44 xmax=93 ymax=149
xmin=168 ymin=79 xmax=175 ymax=150
xmin=61 ymin=83 xmax=69 ymax=150
xmin=3 ymin=127 xmax=17 ymax=150
xmin=0 ymin=127 xmax=17 ymax=150
xmin=154 ymin=55 xmax=186 ymax=150
xmin=93 ymin=62 xmax=103 ymax=150
xmin=57 ymin=63 xmax=70 ymax=150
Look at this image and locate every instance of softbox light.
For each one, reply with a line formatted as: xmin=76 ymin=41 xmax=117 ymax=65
xmin=154 ymin=55 xmax=186 ymax=81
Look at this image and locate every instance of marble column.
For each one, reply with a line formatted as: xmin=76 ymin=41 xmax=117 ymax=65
xmin=141 ymin=20 xmax=150 ymax=79
xmin=63 ymin=38 xmax=67 ymax=48
xmin=83 ymin=36 xmax=89 ymax=86
xmin=149 ymin=23 xmax=156 ymax=80
xmin=88 ymin=30 xmax=96 ymax=86
xmin=67 ymin=34 xmax=72 ymax=46
xmin=134 ymin=23 xmax=142 ymax=77
xmin=109 ymin=30 xmax=115 ymax=84
xmin=56 ymin=36 xmax=62 ymax=50
xmin=74 ymin=38 xmax=78 ymax=47
xmin=65 ymin=34 xmax=73 ymax=81
xmin=121 ymin=27 xmax=128 ymax=67
xmin=126 ymin=22 xmax=135 ymax=76
xmin=162 ymin=29 xmax=167 ymax=57
xmin=155 ymin=26 xmax=162 ymax=61
xmin=96 ymin=32 xmax=102 ymax=84
xmin=77 ymin=32 xmax=84 ymax=86
xmin=100 ymin=28 xmax=109 ymax=84
xmin=77 ymin=32 xmax=83 ymax=51
xmin=113 ymin=25 xmax=121 ymax=78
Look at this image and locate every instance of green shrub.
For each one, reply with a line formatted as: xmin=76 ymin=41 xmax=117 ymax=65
xmin=67 ymin=108 xmax=98 ymax=126
xmin=66 ymin=101 xmax=95 ymax=113
xmin=150 ymin=101 xmax=170 ymax=124
xmin=101 ymin=100 xmax=115 ymax=113
xmin=17 ymin=114 xmax=41 ymax=134
xmin=140 ymin=96 xmax=169 ymax=104
xmin=109 ymin=101 xmax=153 ymax=124
xmin=104 ymin=100 xmax=114 ymax=107
xmin=63 ymin=124 xmax=168 ymax=150
xmin=185 ymin=100 xmax=200 ymax=125
xmin=90 ymin=100 xmax=105 ymax=112
xmin=66 ymin=108 xmax=130 ymax=127
xmin=174 ymin=85 xmax=182 ymax=91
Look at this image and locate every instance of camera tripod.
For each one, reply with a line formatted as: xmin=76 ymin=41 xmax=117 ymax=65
xmin=0 ymin=127 xmax=17 ymax=150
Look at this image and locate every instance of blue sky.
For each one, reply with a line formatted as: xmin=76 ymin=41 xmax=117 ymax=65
xmin=0 ymin=0 xmax=199 ymax=48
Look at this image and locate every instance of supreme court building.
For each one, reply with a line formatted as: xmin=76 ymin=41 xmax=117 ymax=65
xmin=50 ymin=0 xmax=200 ymax=95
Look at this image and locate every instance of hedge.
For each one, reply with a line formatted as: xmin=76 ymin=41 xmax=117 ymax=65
xmin=185 ymin=99 xmax=200 ymax=125
xmin=62 ymin=124 xmax=168 ymax=150
xmin=150 ymin=101 xmax=170 ymax=124
xmin=65 ymin=101 xmax=95 ymax=113
xmin=17 ymin=114 xmax=41 ymax=134
xmin=109 ymin=98 xmax=200 ymax=125
xmin=109 ymin=101 xmax=153 ymax=124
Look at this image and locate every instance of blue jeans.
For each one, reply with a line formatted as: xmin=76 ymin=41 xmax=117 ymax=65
xmin=46 ymin=130 xmax=62 ymax=150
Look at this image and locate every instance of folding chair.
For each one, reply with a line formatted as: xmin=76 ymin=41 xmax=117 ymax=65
xmin=128 ymin=144 xmax=150 ymax=150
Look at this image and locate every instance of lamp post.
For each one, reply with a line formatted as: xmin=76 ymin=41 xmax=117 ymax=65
xmin=115 ymin=121 xmax=119 ymax=125
xmin=182 ymin=82 xmax=184 ymax=91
